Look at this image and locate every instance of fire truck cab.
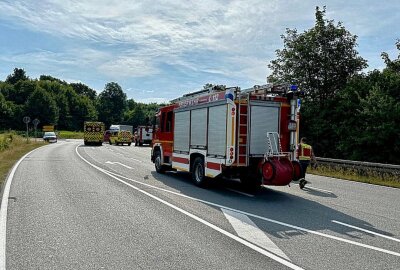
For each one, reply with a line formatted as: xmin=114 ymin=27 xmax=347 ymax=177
xmin=151 ymin=84 xmax=302 ymax=189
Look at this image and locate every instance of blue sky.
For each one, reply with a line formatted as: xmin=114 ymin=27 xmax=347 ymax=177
xmin=0 ymin=0 xmax=399 ymax=103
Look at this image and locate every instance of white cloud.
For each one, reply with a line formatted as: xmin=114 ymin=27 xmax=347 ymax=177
xmin=97 ymin=57 xmax=159 ymax=78
xmin=1 ymin=0 xmax=399 ymax=99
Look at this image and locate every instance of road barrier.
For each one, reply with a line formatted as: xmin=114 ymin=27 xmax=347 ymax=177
xmin=315 ymin=157 xmax=400 ymax=176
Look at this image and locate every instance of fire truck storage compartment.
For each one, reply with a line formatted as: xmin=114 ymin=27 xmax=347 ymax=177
xmin=190 ymin=108 xmax=207 ymax=149
xmin=208 ymin=105 xmax=227 ymax=157
xmin=249 ymin=102 xmax=280 ymax=156
xmin=174 ymin=111 xmax=190 ymax=153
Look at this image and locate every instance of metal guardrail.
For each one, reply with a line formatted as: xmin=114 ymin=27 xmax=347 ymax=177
xmin=315 ymin=157 xmax=400 ymax=175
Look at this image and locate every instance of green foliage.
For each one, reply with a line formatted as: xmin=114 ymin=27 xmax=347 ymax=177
xmin=5 ymin=68 xmax=29 ymax=84
xmin=39 ymin=75 xmax=68 ymax=85
xmin=25 ymin=86 xmax=59 ymax=125
xmin=269 ymin=6 xmax=400 ymax=164
xmin=381 ymin=40 xmax=400 ymax=73
xmin=0 ymin=93 xmax=13 ymax=127
xmin=268 ymin=6 xmax=367 ymax=103
xmin=70 ymin=82 xmax=97 ymax=100
xmin=97 ymin=82 xmax=127 ymax=127
xmin=0 ymin=68 xmax=163 ymax=132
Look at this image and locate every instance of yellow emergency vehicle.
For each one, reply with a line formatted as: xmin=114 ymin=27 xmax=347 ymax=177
xmin=84 ymin=121 xmax=105 ymax=146
xmin=109 ymin=130 xmax=133 ymax=146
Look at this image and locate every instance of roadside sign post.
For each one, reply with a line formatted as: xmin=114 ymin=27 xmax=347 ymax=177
xmin=23 ymin=116 xmax=31 ymax=142
xmin=33 ymin=119 xmax=40 ymax=141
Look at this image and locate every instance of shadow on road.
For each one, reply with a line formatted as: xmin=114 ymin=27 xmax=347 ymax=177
xmin=149 ymin=169 xmax=395 ymax=240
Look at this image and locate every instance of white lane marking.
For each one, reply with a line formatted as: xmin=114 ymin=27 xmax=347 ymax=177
xmin=105 ymin=161 xmax=133 ymax=169
xmin=225 ymin=188 xmax=255 ymax=197
xmin=106 ymin=170 xmax=400 ymax=257
xmin=304 ymin=186 xmax=334 ymax=194
xmin=332 ymin=220 xmax=400 ymax=243
xmin=76 ymin=145 xmax=400 ymax=258
xmin=0 ymin=147 xmax=44 ymax=270
xmin=222 ymin=209 xmax=290 ymax=261
xmin=76 ymin=146 xmax=304 ymax=270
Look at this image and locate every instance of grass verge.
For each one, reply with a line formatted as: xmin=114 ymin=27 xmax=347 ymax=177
xmin=0 ymin=133 xmax=45 ymax=187
xmin=57 ymin=130 xmax=84 ymax=139
xmin=309 ymin=165 xmax=400 ymax=188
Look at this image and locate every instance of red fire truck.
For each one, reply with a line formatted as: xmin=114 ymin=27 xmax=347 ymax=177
xmin=151 ymin=84 xmax=302 ymax=189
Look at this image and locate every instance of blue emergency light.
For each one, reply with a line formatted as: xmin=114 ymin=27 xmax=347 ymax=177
xmin=290 ymin=85 xmax=298 ymax=91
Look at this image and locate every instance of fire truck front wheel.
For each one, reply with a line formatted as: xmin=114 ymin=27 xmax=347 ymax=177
xmin=192 ymin=157 xmax=207 ymax=187
xmin=154 ymin=151 xmax=166 ymax=173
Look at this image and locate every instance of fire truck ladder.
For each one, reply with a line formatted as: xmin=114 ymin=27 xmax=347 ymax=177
xmin=170 ymin=85 xmax=226 ymax=103
xmin=236 ymin=97 xmax=249 ymax=166
xmin=265 ymin=132 xmax=286 ymax=159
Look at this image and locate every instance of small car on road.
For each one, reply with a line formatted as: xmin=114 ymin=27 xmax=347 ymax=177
xmin=43 ymin=131 xmax=57 ymax=143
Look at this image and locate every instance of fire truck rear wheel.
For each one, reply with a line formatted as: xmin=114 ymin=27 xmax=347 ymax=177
xmin=154 ymin=151 xmax=166 ymax=173
xmin=192 ymin=157 xmax=207 ymax=187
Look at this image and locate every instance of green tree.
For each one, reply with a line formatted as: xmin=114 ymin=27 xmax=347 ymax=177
xmin=381 ymin=40 xmax=400 ymax=73
xmin=70 ymin=82 xmax=97 ymax=100
xmin=39 ymin=75 xmax=68 ymax=85
xmin=268 ymin=6 xmax=367 ymax=102
xmin=11 ymin=80 xmax=37 ymax=104
xmin=25 ymin=86 xmax=59 ymax=125
xmin=97 ymin=82 xmax=127 ymax=127
xmin=6 ymin=68 xmax=29 ymax=84
xmin=123 ymin=104 xmax=145 ymax=127
xmin=0 ymin=92 xmax=13 ymax=128
xmin=67 ymin=89 xmax=97 ymax=130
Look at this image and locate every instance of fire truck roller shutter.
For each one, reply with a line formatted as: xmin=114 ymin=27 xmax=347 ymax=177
xmin=174 ymin=111 xmax=190 ymax=153
xmin=190 ymin=108 xmax=207 ymax=148
xmin=250 ymin=105 xmax=279 ymax=155
xmin=208 ymin=105 xmax=227 ymax=157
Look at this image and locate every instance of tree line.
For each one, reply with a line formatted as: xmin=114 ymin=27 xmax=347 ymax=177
xmin=0 ymin=69 xmax=162 ymax=132
xmin=268 ymin=7 xmax=400 ymax=164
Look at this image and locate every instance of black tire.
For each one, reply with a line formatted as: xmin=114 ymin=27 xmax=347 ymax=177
xmin=128 ymin=142 xmax=131 ymax=146
xmin=139 ymin=142 xmax=143 ymax=146
xmin=109 ymin=140 xmax=112 ymax=145
xmin=84 ymin=140 xmax=88 ymax=146
xmin=154 ymin=151 xmax=166 ymax=173
xmin=191 ymin=157 xmax=207 ymax=187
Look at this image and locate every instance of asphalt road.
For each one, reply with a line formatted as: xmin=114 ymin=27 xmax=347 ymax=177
xmin=1 ymin=140 xmax=399 ymax=269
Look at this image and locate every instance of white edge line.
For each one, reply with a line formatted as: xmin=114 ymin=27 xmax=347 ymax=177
xmin=332 ymin=220 xmax=400 ymax=243
xmin=75 ymin=145 xmax=400 ymax=258
xmin=0 ymin=146 xmax=44 ymax=270
xmin=75 ymin=145 xmax=304 ymax=270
